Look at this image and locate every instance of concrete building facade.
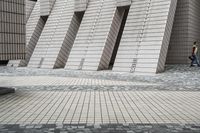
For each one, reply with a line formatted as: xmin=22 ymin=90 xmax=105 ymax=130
xmin=0 ymin=0 xmax=25 ymax=61
xmin=5 ymin=0 xmax=200 ymax=74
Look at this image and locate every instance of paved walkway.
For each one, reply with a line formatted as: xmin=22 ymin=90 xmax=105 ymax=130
xmin=0 ymin=66 xmax=200 ymax=132
xmin=0 ymin=90 xmax=200 ymax=125
xmin=0 ymin=76 xmax=157 ymax=87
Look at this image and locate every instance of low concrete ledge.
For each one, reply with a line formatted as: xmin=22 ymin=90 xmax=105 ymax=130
xmin=0 ymin=87 xmax=15 ymax=95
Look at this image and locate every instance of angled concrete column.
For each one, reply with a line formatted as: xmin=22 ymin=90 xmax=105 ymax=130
xmin=20 ymin=1 xmax=47 ymax=67
xmin=113 ymin=0 xmax=177 ymax=74
xmin=66 ymin=0 xmax=124 ymax=71
xmin=8 ymin=1 xmax=46 ymax=67
xmin=40 ymin=0 xmax=56 ymax=16
xmin=117 ymin=0 xmax=131 ymax=7
xmin=28 ymin=0 xmax=82 ymax=68
xmin=26 ymin=0 xmax=36 ymax=22
xmin=75 ymin=0 xmax=88 ymax=12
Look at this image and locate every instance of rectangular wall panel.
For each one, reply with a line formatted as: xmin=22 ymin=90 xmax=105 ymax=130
xmin=117 ymin=0 xmax=131 ymax=7
xmin=28 ymin=0 xmax=79 ymax=68
xmin=26 ymin=0 xmax=36 ymax=22
xmin=40 ymin=0 xmax=55 ymax=16
xmin=0 ymin=0 xmax=26 ymax=60
xmin=75 ymin=0 xmax=88 ymax=12
xmin=66 ymin=0 xmax=123 ymax=71
xmin=113 ymin=0 xmax=177 ymax=74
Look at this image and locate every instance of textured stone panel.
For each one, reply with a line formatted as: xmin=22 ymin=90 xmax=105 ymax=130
xmin=0 ymin=0 xmax=26 ymax=60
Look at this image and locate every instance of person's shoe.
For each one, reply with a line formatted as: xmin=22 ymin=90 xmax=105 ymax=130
xmin=190 ymin=65 xmax=195 ymax=67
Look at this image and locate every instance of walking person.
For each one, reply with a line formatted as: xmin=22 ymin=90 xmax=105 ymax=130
xmin=190 ymin=41 xmax=200 ymax=67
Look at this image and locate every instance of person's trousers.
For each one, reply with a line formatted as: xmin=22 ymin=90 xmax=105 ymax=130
xmin=191 ymin=55 xmax=200 ymax=66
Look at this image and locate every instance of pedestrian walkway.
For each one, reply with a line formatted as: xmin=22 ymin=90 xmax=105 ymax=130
xmin=0 ymin=76 xmax=157 ymax=87
xmin=0 ymin=90 xmax=200 ymax=125
xmin=0 ymin=65 xmax=200 ymax=132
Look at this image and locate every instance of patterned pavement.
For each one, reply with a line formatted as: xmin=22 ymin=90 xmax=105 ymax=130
xmin=1 ymin=123 xmax=200 ymax=133
xmin=0 ymin=76 xmax=157 ymax=87
xmin=0 ymin=65 xmax=200 ymax=132
xmin=0 ymin=91 xmax=200 ymax=125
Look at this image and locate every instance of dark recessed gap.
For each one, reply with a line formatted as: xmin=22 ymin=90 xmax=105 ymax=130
xmin=109 ymin=6 xmax=130 ymax=70
xmin=75 ymin=11 xmax=85 ymax=22
xmin=0 ymin=60 xmax=9 ymax=66
xmin=41 ymin=15 xmax=48 ymax=23
xmin=54 ymin=11 xmax=85 ymax=68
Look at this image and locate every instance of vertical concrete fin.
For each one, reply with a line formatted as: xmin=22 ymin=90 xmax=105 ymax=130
xmin=113 ymin=0 xmax=177 ymax=74
xmin=54 ymin=12 xmax=84 ymax=68
xmin=66 ymin=0 xmax=122 ymax=71
xmin=28 ymin=0 xmax=82 ymax=69
xmin=98 ymin=8 xmax=125 ymax=70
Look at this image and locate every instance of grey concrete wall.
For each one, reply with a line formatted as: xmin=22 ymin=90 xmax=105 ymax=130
xmin=188 ymin=0 xmax=200 ymax=60
xmin=0 ymin=0 xmax=26 ymax=60
xmin=113 ymin=0 xmax=177 ymax=74
xmin=167 ymin=0 xmax=200 ymax=64
xmin=166 ymin=0 xmax=189 ymax=64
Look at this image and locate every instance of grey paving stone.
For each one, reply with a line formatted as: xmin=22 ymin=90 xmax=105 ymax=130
xmin=0 ymin=123 xmax=195 ymax=133
xmin=0 ymin=65 xmax=200 ymax=91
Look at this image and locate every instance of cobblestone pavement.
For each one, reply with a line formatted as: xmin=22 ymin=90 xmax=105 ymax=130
xmin=0 ymin=123 xmax=200 ymax=133
xmin=0 ymin=65 xmax=200 ymax=132
xmin=0 ymin=65 xmax=200 ymax=91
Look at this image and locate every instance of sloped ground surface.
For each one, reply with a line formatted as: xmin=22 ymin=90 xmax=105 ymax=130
xmin=0 ymin=65 xmax=200 ymax=91
xmin=0 ymin=65 xmax=200 ymax=132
